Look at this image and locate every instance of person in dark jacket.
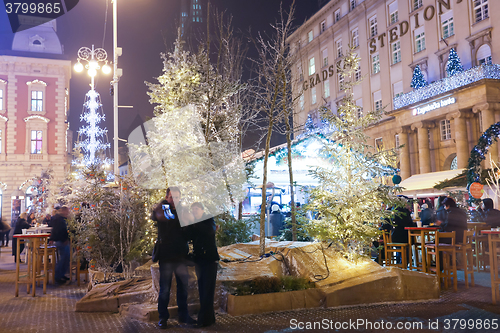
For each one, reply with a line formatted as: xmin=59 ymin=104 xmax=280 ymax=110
xmin=436 ymin=197 xmax=467 ymax=244
xmin=419 ymin=204 xmax=434 ymax=226
xmin=482 ymin=198 xmax=500 ymax=228
xmin=49 ymin=206 xmax=70 ymax=284
xmin=435 ymin=196 xmax=448 ymax=224
xmin=186 ymin=202 xmax=220 ymax=328
xmin=152 ymin=187 xmax=195 ymax=329
xmin=0 ymin=217 xmax=11 ymax=247
xmin=12 ymin=213 xmax=30 ymax=262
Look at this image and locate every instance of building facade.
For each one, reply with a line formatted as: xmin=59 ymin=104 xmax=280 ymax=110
xmin=0 ymin=20 xmax=71 ymax=224
xmin=289 ymin=0 xmax=500 ymax=185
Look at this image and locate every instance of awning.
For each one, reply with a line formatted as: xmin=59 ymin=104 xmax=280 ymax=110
xmin=398 ymin=169 xmax=466 ymax=198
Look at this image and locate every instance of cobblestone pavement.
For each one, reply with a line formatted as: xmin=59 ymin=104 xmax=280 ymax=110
xmin=1 ymin=246 xmax=499 ymax=333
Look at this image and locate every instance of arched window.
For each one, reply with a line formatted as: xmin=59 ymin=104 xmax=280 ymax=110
xmin=25 ymin=186 xmax=38 ymax=212
xmin=450 ymin=156 xmax=458 ymax=170
xmin=477 ymin=44 xmax=492 ymax=65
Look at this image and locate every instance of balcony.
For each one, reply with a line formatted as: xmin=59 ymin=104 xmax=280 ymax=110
xmin=393 ymin=64 xmax=500 ymax=110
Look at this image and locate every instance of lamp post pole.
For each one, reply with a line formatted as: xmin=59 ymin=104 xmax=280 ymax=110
xmin=112 ymin=0 xmax=120 ymax=177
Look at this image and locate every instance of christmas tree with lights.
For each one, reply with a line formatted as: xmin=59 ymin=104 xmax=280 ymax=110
xmin=446 ymin=48 xmax=464 ymax=77
xmin=305 ymin=46 xmax=402 ymax=260
xmin=410 ymin=65 xmax=427 ymax=89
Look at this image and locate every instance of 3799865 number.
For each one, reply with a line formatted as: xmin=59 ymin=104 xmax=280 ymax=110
xmin=443 ymin=319 xmax=498 ymax=330
xmin=5 ymin=2 xmax=61 ymax=14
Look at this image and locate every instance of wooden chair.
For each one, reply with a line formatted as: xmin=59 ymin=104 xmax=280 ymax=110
xmin=70 ymin=237 xmax=88 ymax=286
xmin=382 ymin=231 xmax=408 ymax=269
xmin=425 ymin=231 xmax=457 ymax=291
xmin=473 ymin=226 xmax=490 ymax=271
xmin=456 ymin=230 xmax=475 ymax=288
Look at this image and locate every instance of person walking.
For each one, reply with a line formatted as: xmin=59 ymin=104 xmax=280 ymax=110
xmin=12 ymin=213 xmax=30 ymax=262
xmin=152 ymin=187 xmax=195 ymax=329
xmin=0 ymin=217 xmax=11 ymax=247
xmin=186 ymin=202 xmax=219 ymax=328
xmin=49 ymin=206 xmax=70 ymax=284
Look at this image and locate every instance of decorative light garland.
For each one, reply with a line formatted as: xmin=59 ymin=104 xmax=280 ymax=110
xmin=395 ymin=64 xmax=500 ymax=109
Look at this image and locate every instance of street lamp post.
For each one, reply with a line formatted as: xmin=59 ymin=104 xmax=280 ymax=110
xmin=74 ymin=45 xmax=112 ymax=168
xmin=112 ymin=0 xmax=122 ymax=178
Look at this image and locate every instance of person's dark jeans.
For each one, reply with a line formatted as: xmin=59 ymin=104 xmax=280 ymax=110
xmin=0 ymin=231 xmax=9 ymax=246
xmin=195 ymin=260 xmax=218 ymax=326
xmin=55 ymin=241 xmax=70 ymax=281
xmin=158 ymin=261 xmax=189 ymax=321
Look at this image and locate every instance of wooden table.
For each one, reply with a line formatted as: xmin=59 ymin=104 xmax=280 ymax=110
xmin=13 ymin=233 xmax=50 ymax=297
xmin=406 ymin=227 xmax=439 ymax=272
xmin=482 ymin=230 xmax=500 ymax=304
xmin=467 ymin=222 xmax=487 ymax=229
xmin=26 ymin=225 xmax=52 ymax=234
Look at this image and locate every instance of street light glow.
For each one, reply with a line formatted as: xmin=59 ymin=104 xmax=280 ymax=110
xmin=102 ymin=63 xmax=112 ymax=74
xmin=74 ymin=61 xmax=84 ymax=72
xmin=88 ymin=68 xmax=97 ymax=77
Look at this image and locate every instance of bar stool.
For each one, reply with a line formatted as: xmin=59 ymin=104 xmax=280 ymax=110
xmin=455 ymin=230 xmax=475 ymax=288
xmin=37 ymin=245 xmax=57 ymax=285
xmin=382 ymin=231 xmax=408 ymax=269
xmin=425 ymin=231 xmax=457 ymax=292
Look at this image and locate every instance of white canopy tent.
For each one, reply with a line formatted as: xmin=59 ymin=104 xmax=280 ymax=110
xmin=398 ymin=168 xmax=466 ymax=198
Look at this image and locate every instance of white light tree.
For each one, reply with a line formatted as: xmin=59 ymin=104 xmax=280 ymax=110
xmin=305 ymin=46 xmax=402 ymax=260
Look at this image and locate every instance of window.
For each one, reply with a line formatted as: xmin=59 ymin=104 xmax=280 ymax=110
xmin=415 ymin=28 xmax=426 ymax=53
xmin=322 ymin=48 xmax=328 ymax=67
xmin=31 ymin=130 xmax=42 ymax=154
xmin=474 ymin=0 xmax=489 ymax=23
xmin=395 ymin=134 xmax=400 ymax=149
xmin=26 ymin=79 xmax=46 ymax=114
xmin=311 ymin=87 xmax=317 ymax=105
xmin=441 ymin=12 xmax=454 ymax=39
xmin=299 ymin=94 xmax=304 ymax=110
xmin=450 ymin=156 xmax=458 ymax=170
xmin=350 ymin=0 xmax=357 ymax=11
xmin=393 ymin=81 xmax=403 ymax=98
xmin=338 ymin=73 xmax=344 ymax=90
xmin=352 ymin=29 xmax=359 ymax=48
xmin=31 ymin=91 xmax=43 ymax=111
xmin=369 ymin=16 xmax=378 ymax=37
xmin=355 ymin=64 xmax=361 ymax=81
xmin=372 ymin=54 xmax=380 ymax=74
xmin=335 ymin=9 xmax=341 ymax=22
xmin=320 ymin=20 xmax=326 ymax=33
xmin=336 ymin=39 xmax=342 ymax=58
xmin=0 ymin=89 xmax=3 ymax=111
xmin=324 ymin=80 xmax=330 ymax=98
xmin=389 ymin=2 xmax=398 ymax=25
xmin=308 ymin=30 xmax=313 ymax=43
xmin=0 ymin=79 xmax=4 ymax=111
xmin=298 ymin=63 xmax=303 ymax=81
xmin=374 ymin=90 xmax=382 ymax=111
xmin=392 ymin=41 xmax=401 ymax=64
xmin=440 ymin=119 xmax=451 ymax=140
xmin=356 ymin=99 xmax=363 ymax=118
xmin=477 ymin=44 xmax=492 ymax=65
xmin=375 ymin=138 xmax=383 ymax=151
xmin=309 ymin=57 xmax=315 ymax=76
xmin=413 ymin=0 xmax=423 ymax=11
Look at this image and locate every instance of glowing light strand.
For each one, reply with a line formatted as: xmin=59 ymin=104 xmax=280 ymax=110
xmin=395 ymin=64 xmax=500 ymax=109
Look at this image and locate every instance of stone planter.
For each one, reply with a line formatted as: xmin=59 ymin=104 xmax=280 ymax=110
xmin=226 ymin=288 xmax=324 ymax=316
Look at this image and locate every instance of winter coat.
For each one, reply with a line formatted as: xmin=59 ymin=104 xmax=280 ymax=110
xmin=419 ymin=208 xmax=434 ymax=226
xmin=435 ymin=206 xmax=447 ymax=223
xmin=484 ymin=208 xmax=500 ymax=228
xmin=49 ymin=214 xmax=69 ymax=243
xmin=185 ymin=214 xmax=219 ymax=262
xmin=391 ymin=207 xmax=414 ymax=243
xmin=152 ymin=200 xmax=189 ymax=263
xmin=441 ymin=206 xmax=467 ymax=244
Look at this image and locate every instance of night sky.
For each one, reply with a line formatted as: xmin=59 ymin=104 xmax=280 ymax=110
xmin=2 ymin=0 xmax=321 ymax=155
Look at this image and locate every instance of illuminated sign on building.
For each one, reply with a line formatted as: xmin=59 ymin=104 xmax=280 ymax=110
xmin=413 ymin=97 xmax=456 ymax=115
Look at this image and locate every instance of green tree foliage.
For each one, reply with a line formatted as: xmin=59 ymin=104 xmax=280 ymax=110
xmin=305 ymin=46 xmax=403 ymax=260
xmin=410 ymin=65 xmax=427 ymax=89
xmin=215 ymin=213 xmax=255 ymax=247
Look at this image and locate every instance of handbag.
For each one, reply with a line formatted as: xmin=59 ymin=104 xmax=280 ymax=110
xmin=152 ymin=239 xmax=161 ymax=262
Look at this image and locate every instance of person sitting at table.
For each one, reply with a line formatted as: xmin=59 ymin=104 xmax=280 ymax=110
xmin=27 ymin=212 xmax=36 ymax=226
xmin=482 ymin=198 xmax=500 ymax=228
xmin=435 ymin=196 xmax=448 ymax=225
xmin=390 ymin=201 xmax=413 ymax=265
xmin=12 ymin=213 xmax=30 ymax=263
xmin=435 ymin=197 xmax=467 ymax=244
xmin=419 ymin=204 xmax=434 ymax=226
